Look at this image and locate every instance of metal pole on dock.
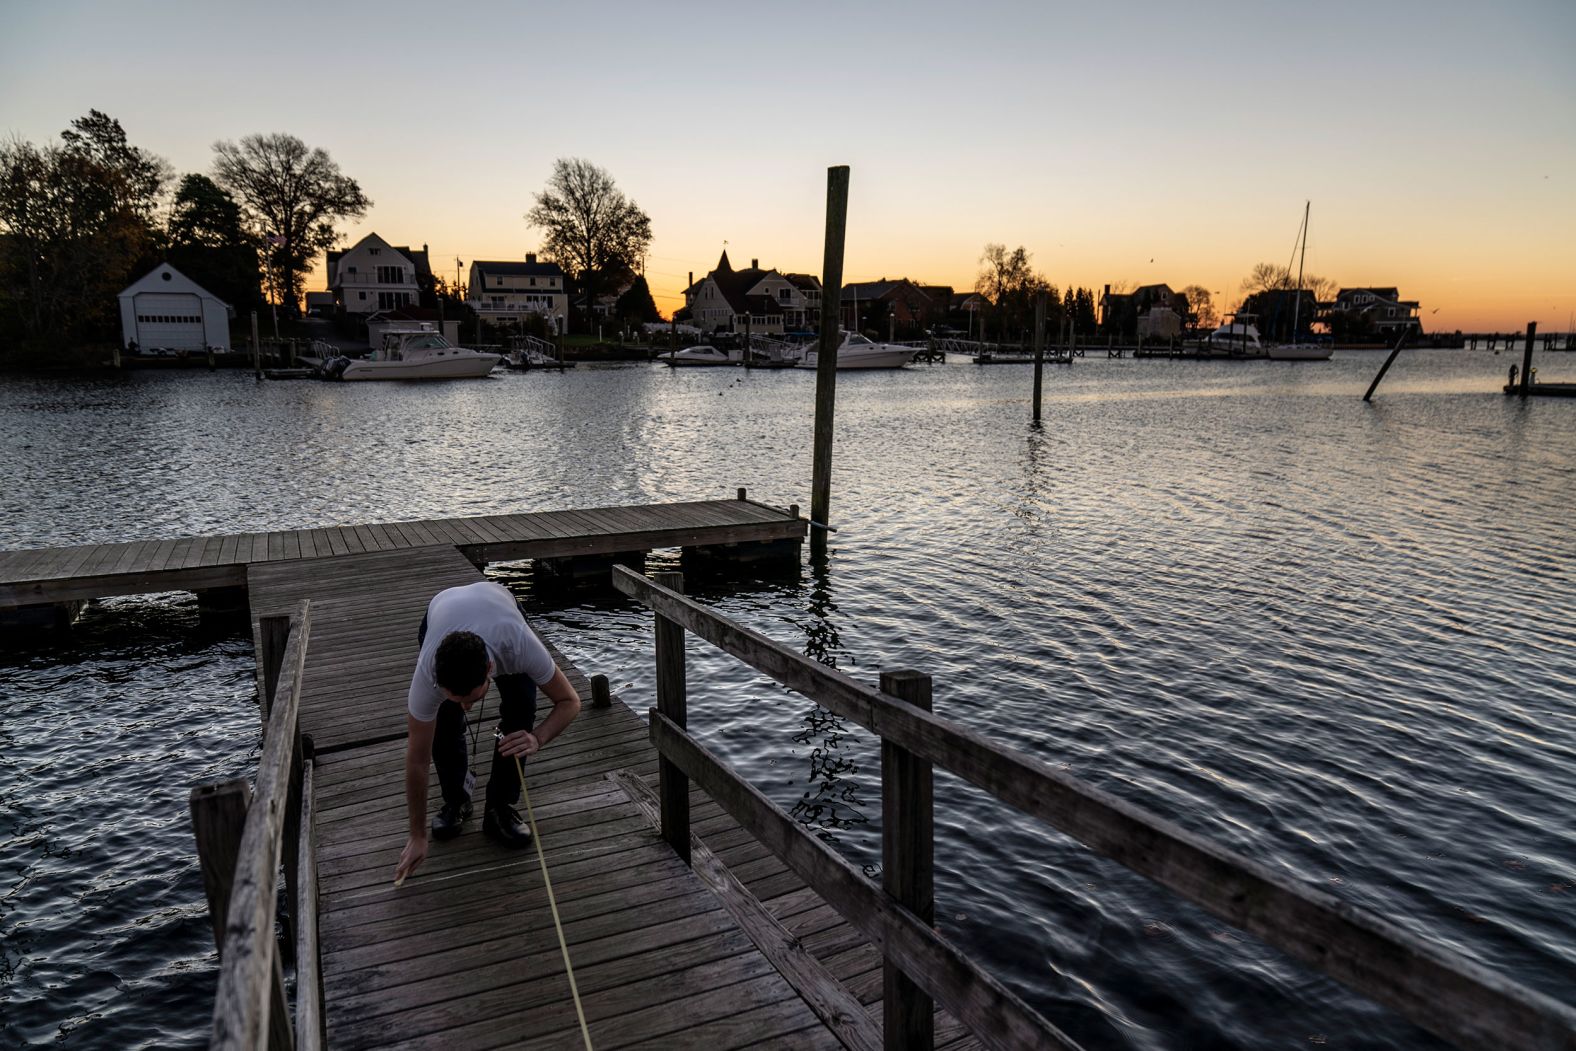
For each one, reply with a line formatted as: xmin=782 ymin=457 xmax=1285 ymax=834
xmin=1032 ymin=293 xmax=1046 ymax=426
xmin=810 ymin=165 xmax=850 ymax=558
xmin=1519 ymin=321 xmax=1537 ymax=398
xmin=251 ymin=312 xmax=261 ymax=380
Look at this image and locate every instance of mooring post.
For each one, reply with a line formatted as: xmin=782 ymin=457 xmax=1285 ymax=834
xmin=1032 ymin=293 xmax=1046 ymax=425
xmin=880 ymin=670 xmax=935 ymax=1051
xmin=811 ymin=165 xmax=851 ymax=559
xmin=737 ymin=487 xmax=747 ymax=501
xmin=1363 ymin=326 xmax=1411 ymax=402
xmin=653 ymin=571 xmax=690 ymax=864
xmin=590 ymin=674 xmax=611 ymax=709
xmin=1519 ymin=321 xmax=1537 ymax=398
xmin=251 ymin=312 xmax=262 ymax=380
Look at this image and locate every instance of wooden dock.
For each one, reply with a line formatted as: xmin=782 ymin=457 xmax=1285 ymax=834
xmin=243 ymin=543 xmax=978 ymax=1049
xmin=0 ymin=497 xmax=803 ymax=612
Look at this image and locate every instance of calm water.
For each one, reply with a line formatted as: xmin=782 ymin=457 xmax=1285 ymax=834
xmin=2 ymin=351 xmax=1573 ymax=1049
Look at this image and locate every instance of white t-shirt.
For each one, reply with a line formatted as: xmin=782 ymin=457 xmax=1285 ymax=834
xmin=407 ymin=581 xmax=556 ymax=722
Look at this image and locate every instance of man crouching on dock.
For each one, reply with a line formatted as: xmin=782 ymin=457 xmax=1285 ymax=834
xmin=394 ymin=581 xmax=581 ymax=884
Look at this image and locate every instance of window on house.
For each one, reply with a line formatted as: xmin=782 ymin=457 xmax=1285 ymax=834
xmin=359 ymin=292 xmax=366 ymax=301
xmin=347 ymin=266 xmax=357 ymax=275
xmin=377 ymin=265 xmax=403 ymax=284
xmin=530 ymin=278 xmax=536 ymax=286
xmin=370 ymin=248 xmax=381 ymax=255
xmin=496 ymin=277 xmax=503 ymax=286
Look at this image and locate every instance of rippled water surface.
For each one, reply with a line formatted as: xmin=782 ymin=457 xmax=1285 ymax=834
xmin=2 ymin=351 xmax=1574 ymax=1049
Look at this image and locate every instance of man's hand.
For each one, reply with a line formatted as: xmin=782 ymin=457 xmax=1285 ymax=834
xmin=496 ymin=729 xmax=540 ymax=758
xmin=395 ymin=834 xmax=428 ymax=885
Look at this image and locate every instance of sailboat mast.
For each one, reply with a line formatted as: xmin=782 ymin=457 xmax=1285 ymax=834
xmin=1291 ymin=201 xmax=1309 ymax=342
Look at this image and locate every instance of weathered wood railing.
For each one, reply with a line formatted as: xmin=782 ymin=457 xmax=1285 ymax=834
xmin=189 ymin=599 xmax=323 ymax=1051
xmin=612 ymin=567 xmax=1576 ymax=1051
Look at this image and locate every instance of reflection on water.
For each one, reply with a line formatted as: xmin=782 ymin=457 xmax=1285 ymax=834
xmin=3 ymin=351 xmax=1575 ymax=1049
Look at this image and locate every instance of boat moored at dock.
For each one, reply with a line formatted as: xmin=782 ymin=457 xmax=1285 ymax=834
xmin=323 ymin=327 xmax=501 ymax=380
xmin=795 ymin=332 xmax=917 ymax=370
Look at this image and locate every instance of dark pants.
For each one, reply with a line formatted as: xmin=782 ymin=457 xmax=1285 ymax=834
xmin=419 ymin=614 xmax=538 ymax=811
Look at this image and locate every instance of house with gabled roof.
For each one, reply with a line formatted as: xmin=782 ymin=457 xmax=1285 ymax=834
xmin=683 ymin=251 xmax=818 ymax=335
xmin=466 ymin=253 xmax=568 ymax=330
xmin=839 ymin=278 xmax=940 ymax=337
xmin=327 ymin=233 xmax=430 ymax=314
xmin=1327 ymin=287 xmax=1421 ymax=340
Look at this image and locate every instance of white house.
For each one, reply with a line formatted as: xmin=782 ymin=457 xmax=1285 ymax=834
xmin=327 ymin=233 xmax=428 ymax=315
xmin=682 ymin=251 xmax=819 ymax=335
xmin=467 ymin=254 xmax=568 ymax=330
xmin=118 ymin=263 xmax=232 ymax=351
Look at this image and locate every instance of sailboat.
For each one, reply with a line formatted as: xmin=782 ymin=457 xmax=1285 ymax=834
xmin=1266 ymin=201 xmax=1333 ymax=361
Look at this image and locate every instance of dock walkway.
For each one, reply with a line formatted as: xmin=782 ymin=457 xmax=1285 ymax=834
xmin=0 ymin=498 xmax=802 ymax=611
xmin=244 ymin=543 xmax=976 ymax=1047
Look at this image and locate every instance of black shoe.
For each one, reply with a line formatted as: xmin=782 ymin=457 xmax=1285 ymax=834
xmin=432 ymin=799 xmax=472 ymax=840
xmin=483 ymin=806 xmax=534 ymax=848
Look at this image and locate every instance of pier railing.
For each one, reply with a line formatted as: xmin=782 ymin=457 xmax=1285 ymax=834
xmin=612 ymin=567 xmax=1576 ymax=1051
xmin=189 ymin=599 xmax=322 ymax=1051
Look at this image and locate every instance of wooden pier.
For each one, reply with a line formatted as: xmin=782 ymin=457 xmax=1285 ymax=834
xmin=12 ymin=494 xmax=1573 ymax=1048
xmin=0 ymin=497 xmax=803 ymax=614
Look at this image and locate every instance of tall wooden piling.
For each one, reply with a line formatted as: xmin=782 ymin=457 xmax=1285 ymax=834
xmin=1519 ymin=321 xmax=1537 ymax=398
xmin=810 ymin=165 xmax=850 ymax=557
xmin=1031 ymin=294 xmax=1046 ymax=425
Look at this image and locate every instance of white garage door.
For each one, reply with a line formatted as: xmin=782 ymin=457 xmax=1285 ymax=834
xmin=134 ymin=292 xmax=206 ymax=350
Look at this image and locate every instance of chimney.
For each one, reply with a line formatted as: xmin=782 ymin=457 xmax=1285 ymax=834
xmin=751 ymin=258 xmax=758 ymax=270
xmin=423 ymin=243 xmax=429 ymax=255
xmin=526 ymin=252 xmax=537 ymax=264
xmin=688 ymin=271 xmax=693 ymax=288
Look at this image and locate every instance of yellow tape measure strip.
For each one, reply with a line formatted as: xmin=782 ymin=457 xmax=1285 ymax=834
xmin=516 ymin=754 xmax=593 ymax=1051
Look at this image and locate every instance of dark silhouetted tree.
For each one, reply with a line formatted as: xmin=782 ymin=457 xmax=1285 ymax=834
xmin=212 ymin=133 xmax=370 ymax=313
xmin=527 ymin=158 xmax=652 ymax=333
xmin=0 ymin=111 xmax=169 ymax=349
xmin=166 ymin=174 xmax=261 ymax=310
xmin=615 ymin=275 xmax=661 ymax=324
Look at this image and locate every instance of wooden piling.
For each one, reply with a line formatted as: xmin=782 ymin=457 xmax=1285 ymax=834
xmin=653 ymin=571 xmax=690 ymax=864
xmin=810 ymin=165 xmax=851 ymax=557
xmin=1519 ymin=321 xmax=1537 ymax=398
xmin=880 ymin=670 xmax=935 ymax=1051
xmin=1032 ymin=294 xmax=1046 ymax=426
xmin=251 ymin=312 xmax=262 ymax=380
xmin=590 ymin=674 xmax=611 ymax=709
xmin=1363 ymin=326 xmax=1412 ymax=402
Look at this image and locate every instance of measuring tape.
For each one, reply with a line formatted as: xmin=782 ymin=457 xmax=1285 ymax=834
xmin=515 ymin=753 xmax=593 ymax=1051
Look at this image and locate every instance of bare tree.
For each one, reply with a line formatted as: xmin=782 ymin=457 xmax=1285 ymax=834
xmin=526 ymin=158 xmax=652 ymax=329
xmin=975 ymin=243 xmax=1048 ymax=341
xmin=1179 ymin=284 xmax=1218 ymax=330
xmin=212 ymin=134 xmax=370 ymax=312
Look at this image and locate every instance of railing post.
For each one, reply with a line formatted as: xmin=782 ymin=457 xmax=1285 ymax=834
xmin=653 ymin=571 xmax=690 ymax=864
xmin=259 ymin=613 xmax=291 ymax=724
xmin=190 ymin=780 xmax=293 ymax=1051
xmin=880 ymin=670 xmax=934 ymax=1051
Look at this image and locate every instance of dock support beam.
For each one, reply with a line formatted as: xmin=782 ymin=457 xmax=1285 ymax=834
xmin=880 ymin=670 xmax=934 ymax=1051
xmin=1519 ymin=321 xmax=1537 ymax=398
xmin=653 ymin=571 xmax=690 ymax=865
xmin=810 ymin=165 xmax=850 ymax=559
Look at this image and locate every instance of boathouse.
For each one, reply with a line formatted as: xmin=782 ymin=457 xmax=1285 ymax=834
xmin=117 ymin=263 xmax=233 ymax=352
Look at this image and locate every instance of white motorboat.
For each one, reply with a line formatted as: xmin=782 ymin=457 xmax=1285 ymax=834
xmin=1209 ymin=318 xmax=1266 ymax=355
xmin=1265 ymin=341 xmax=1333 ymax=361
xmin=328 ymin=328 xmax=501 ymax=380
xmin=662 ymin=345 xmax=740 ymax=367
xmin=794 ymin=333 xmax=916 ymax=370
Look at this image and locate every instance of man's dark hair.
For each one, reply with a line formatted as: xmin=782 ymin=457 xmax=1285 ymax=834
xmin=434 ymin=631 xmax=488 ymax=695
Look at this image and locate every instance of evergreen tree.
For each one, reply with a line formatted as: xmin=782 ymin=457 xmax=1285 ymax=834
xmin=166 ymin=174 xmax=261 ymax=310
xmin=614 ymin=275 xmax=661 ymax=324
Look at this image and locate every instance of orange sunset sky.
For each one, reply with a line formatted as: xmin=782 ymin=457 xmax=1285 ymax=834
xmin=3 ymin=1 xmax=1572 ymax=333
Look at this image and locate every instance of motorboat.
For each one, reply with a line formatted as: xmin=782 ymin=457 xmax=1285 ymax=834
xmin=1265 ymin=341 xmax=1333 ymax=361
xmin=662 ymin=345 xmax=741 ymax=367
xmin=325 ymin=328 xmax=501 ymax=380
xmin=1209 ymin=318 xmax=1266 ymax=356
xmin=794 ymin=332 xmax=916 ymax=370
